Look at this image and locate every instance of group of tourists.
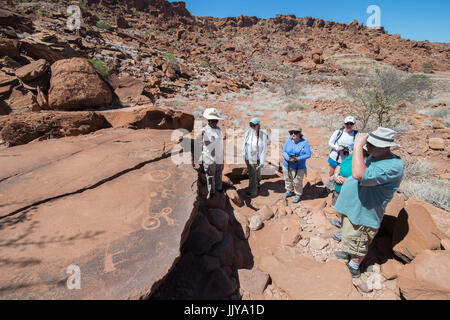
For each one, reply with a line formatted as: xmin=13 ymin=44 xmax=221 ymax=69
xmin=200 ymin=107 xmax=404 ymax=278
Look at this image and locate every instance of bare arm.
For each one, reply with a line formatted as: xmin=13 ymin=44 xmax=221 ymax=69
xmin=352 ymin=133 xmax=369 ymax=181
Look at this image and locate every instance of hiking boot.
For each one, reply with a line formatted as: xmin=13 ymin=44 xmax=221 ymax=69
xmin=346 ymin=262 xmax=361 ymax=278
xmin=332 ymin=231 xmax=342 ymax=242
xmin=292 ymin=195 xmax=301 ymax=203
xmin=329 ymin=219 xmax=342 ymax=228
xmin=283 ymin=191 xmax=295 ymax=199
xmin=334 ymin=251 xmax=351 ymax=261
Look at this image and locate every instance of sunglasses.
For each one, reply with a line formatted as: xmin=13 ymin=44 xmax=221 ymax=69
xmin=289 ymin=131 xmax=301 ymax=135
xmin=345 ymin=122 xmax=355 ymax=125
xmin=209 ymin=120 xmax=219 ymax=123
xmin=249 ymin=123 xmax=257 ymax=127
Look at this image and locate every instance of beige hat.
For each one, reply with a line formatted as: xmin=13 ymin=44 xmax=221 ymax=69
xmin=367 ymin=127 xmax=400 ymax=148
xmin=203 ymin=108 xmax=222 ymax=120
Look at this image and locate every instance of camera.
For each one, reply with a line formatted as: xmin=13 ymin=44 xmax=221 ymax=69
xmin=289 ymin=154 xmax=298 ymax=161
xmin=342 ymin=146 xmax=350 ymax=156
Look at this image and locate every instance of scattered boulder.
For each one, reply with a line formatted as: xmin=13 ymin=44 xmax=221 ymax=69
xmin=226 ymin=188 xmax=243 ymax=207
xmin=259 ymin=249 xmax=361 ymax=299
xmin=398 ymin=250 xmax=450 ymax=300
xmin=0 ymin=8 xmax=33 ymax=33
xmin=249 ymin=215 xmax=263 ymax=231
xmin=311 ymin=49 xmax=324 ymax=64
xmin=15 ymin=59 xmax=50 ymax=82
xmin=237 ymin=268 xmax=270 ymax=295
xmin=309 ymin=237 xmax=328 ymax=250
xmin=428 ymin=137 xmax=445 ymax=150
xmin=257 ymin=205 xmax=274 ymax=222
xmin=280 ymin=216 xmax=303 ymax=247
xmin=0 ymin=38 xmax=20 ymax=58
xmin=392 ymin=201 xmax=443 ymax=263
xmin=381 ymin=192 xmax=405 ymax=235
xmin=381 ymin=259 xmax=403 ymax=280
xmin=48 ymin=58 xmax=113 ymax=110
xmin=288 ymin=54 xmax=304 ymax=63
xmin=0 ymin=111 xmax=111 ymax=147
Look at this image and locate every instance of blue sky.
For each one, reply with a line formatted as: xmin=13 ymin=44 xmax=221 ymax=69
xmin=170 ymin=0 xmax=450 ymax=43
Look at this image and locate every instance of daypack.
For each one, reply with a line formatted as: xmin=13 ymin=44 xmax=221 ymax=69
xmin=334 ymin=128 xmax=358 ymax=146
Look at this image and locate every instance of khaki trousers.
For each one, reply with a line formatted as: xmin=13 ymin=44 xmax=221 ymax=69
xmin=283 ymin=167 xmax=305 ymax=196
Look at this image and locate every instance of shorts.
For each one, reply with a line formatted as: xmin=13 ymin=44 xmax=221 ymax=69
xmin=341 ymin=216 xmax=378 ymax=257
xmin=328 ymin=157 xmax=339 ymax=169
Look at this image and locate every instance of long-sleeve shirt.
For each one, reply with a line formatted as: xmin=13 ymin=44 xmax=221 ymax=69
xmin=242 ymin=129 xmax=268 ymax=165
xmin=282 ymin=138 xmax=311 ymax=170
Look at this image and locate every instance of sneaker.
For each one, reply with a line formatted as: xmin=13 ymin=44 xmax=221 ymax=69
xmin=283 ymin=191 xmax=295 ymax=199
xmin=332 ymin=231 xmax=342 ymax=242
xmin=334 ymin=251 xmax=351 ymax=260
xmin=346 ymin=262 xmax=361 ymax=278
xmin=292 ymin=195 xmax=301 ymax=203
xmin=329 ymin=219 xmax=342 ymax=228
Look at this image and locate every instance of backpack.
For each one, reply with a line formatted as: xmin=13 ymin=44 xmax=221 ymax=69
xmin=334 ymin=128 xmax=358 ymax=146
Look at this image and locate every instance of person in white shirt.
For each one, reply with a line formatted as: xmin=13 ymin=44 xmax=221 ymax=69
xmin=326 ymin=116 xmax=358 ymax=191
xmin=202 ymin=108 xmax=224 ymax=199
xmin=242 ymin=118 xmax=268 ymax=197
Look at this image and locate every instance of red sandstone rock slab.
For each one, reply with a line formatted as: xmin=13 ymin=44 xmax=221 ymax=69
xmin=0 ymin=128 xmax=181 ymax=218
xmin=392 ymin=200 xmax=443 ymax=263
xmin=398 ymin=250 xmax=450 ymax=300
xmin=259 ymin=249 xmax=362 ymax=300
xmin=0 ymin=130 xmax=197 ymax=299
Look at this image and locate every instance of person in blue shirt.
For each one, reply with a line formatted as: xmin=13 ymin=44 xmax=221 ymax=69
xmin=281 ymin=126 xmax=311 ymax=203
xmin=333 ymin=127 xmax=404 ymax=278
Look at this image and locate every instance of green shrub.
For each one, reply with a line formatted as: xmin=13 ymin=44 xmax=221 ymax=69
xmin=163 ymin=53 xmax=177 ymax=61
xmin=88 ymin=59 xmax=109 ymax=77
xmin=285 ymin=102 xmax=304 ymax=113
xmin=38 ymin=11 xmax=50 ymax=17
xmin=423 ymin=62 xmax=433 ymax=73
xmin=199 ymin=60 xmax=210 ymax=68
xmin=96 ymin=20 xmax=111 ymax=30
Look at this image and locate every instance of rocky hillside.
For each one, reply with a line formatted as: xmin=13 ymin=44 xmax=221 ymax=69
xmin=0 ymin=0 xmax=449 ymax=301
xmin=1 ymin=0 xmax=449 ymax=117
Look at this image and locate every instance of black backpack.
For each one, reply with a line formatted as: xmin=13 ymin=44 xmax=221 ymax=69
xmin=334 ymin=128 xmax=358 ymax=145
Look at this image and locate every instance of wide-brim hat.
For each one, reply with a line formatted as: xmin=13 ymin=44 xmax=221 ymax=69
xmin=367 ymin=127 xmax=400 ymax=148
xmin=289 ymin=126 xmax=302 ymax=134
xmin=203 ymin=108 xmax=222 ymax=120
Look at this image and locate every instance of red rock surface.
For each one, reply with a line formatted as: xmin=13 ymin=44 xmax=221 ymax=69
xmin=0 ymin=127 xmax=198 ymax=299
xmin=398 ymin=250 xmax=450 ymax=300
xmin=48 ymin=58 xmax=113 ymax=110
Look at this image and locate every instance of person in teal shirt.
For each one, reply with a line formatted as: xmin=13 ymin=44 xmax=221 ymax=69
xmin=333 ymin=127 xmax=404 ymax=278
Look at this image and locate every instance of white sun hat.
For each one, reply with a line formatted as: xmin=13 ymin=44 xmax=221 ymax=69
xmin=344 ymin=116 xmax=356 ymax=124
xmin=367 ymin=127 xmax=400 ymax=148
xmin=203 ymin=108 xmax=223 ymax=120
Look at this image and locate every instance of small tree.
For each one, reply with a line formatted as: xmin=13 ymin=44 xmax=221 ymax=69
xmin=344 ymin=68 xmax=432 ymax=131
